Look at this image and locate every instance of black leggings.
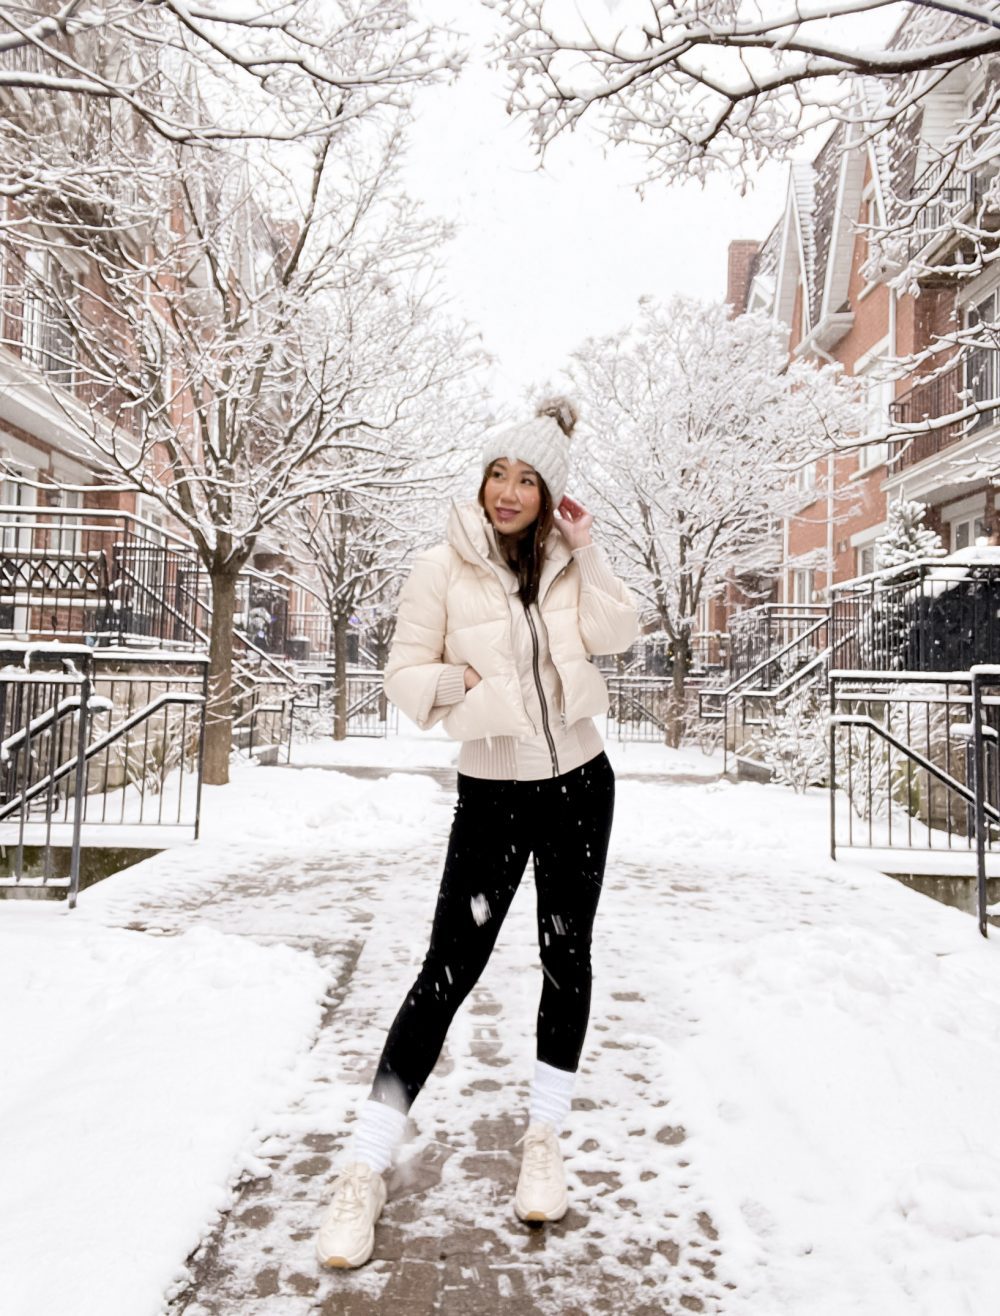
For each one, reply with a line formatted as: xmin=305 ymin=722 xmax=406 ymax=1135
xmin=371 ymin=752 xmax=615 ymax=1112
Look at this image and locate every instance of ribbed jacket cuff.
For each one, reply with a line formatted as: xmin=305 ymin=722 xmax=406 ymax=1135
xmin=573 ymin=543 xmax=618 ymax=591
xmin=435 ymin=664 xmax=468 ymax=707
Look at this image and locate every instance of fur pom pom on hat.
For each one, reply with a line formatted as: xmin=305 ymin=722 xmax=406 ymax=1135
xmin=481 ymin=396 xmax=578 ymax=505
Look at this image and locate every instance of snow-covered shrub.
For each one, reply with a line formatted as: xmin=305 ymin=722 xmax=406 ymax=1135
xmin=755 ymin=684 xmax=829 ymax=793
xmin=839 ymin=682 xmax=961 ymax=824
xmin=874 ymin=499 xmax=944 ymax=571
xmin=853 ymin=501 xmax=948 ymax=672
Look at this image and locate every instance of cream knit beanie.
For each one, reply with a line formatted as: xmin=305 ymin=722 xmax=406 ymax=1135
xmin=481 ymin=397 xmax=578 ymax=505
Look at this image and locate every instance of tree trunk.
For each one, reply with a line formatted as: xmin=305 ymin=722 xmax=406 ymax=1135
xmin=204 ymin=568 xmax=238 ymax=786
xmin=373 ymin=631 xmax=390 ymax=723
xmin=332 ymin=614 xmax=349 ymax=740
xmin=665 ymin=631 xmax=691 ymax=749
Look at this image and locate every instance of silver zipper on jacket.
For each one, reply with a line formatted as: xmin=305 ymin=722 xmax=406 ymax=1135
xmin=523 ymin=601 xmax=559 ymax=777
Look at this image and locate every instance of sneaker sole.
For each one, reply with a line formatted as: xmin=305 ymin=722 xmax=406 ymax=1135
xmin=515 ymin=1198 xmax=568 ymax=1223
xmin=319 ymin=1251 xmax=368 ymax=1270
xmin=316 ymin=1228 xmax=376 ymax=1270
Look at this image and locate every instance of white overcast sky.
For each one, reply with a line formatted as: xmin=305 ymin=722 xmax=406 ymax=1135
xmin=403 ymin=2 xmax=787 ymax=405
xmin=403 ymin=1 xmax=903 ymax=406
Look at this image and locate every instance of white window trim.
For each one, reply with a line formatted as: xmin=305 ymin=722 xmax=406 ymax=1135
xmin=853 ymin=337 xmax=893 ymax=460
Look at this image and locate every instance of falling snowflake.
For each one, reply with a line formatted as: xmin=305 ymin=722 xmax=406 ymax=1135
xmin=470 ymin=894 xmax=491 ymax=926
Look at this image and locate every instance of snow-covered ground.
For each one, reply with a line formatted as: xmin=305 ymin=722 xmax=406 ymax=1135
xmin=3 ymin=722 xmax=999 ymax=1315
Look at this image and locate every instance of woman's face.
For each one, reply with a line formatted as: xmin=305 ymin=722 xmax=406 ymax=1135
xmin=482 ymin=458 xmax=542 ymax=537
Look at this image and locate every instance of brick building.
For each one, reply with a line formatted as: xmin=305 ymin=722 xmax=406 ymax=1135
xmin=722 ymin=61 xmax=999 ymax=622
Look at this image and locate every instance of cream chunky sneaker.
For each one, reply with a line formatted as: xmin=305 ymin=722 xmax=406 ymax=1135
xmin=514 ymin=1123 xmax=568 ymax=1222
xmin=315 ymin=1162 xmax=387 ymax=1269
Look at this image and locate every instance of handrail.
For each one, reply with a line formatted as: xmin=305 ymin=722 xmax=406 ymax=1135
xmin=830 ymin=712 xmax=1000 ymax=823
xmin=831 ymin=667 xmax=1000 ymax=938
xmin=1 ymin=694 xmax=85 ymax=756
xmin=0 ymin=504 xmax=197 ymax=553
xmin=742 ymin=645 xmax=830 ymax=704
xmin=703 ymin=613 xmax=829 ymax=701
xmin=114 ymin=557 xmax=200 ymax=644
xmin=742 ymin=617 xmax=864 ymax=706
xmin=0 ymin=690 xmax=204 ymax=821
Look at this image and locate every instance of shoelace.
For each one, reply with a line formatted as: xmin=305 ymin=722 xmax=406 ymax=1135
xmin=329 ymin=1168 xmax=371 ymax=1222
xmin=521 ymin=1132 xmax=561 ymax=1183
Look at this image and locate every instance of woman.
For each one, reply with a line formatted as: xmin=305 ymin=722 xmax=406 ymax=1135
xmin=316 ymin=397 xmax=637 ymax=1269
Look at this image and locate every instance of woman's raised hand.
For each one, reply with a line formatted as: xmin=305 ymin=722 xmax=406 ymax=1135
xmin=553 ymin=495 xmax=594 ymax=550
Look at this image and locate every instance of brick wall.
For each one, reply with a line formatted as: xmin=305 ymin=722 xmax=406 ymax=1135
xmin=726 ymin=240 xmax=761 ymax=315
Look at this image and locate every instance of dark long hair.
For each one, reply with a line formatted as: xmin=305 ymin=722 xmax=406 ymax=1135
xmin=477 ymin=474 xmax=554 ymax=606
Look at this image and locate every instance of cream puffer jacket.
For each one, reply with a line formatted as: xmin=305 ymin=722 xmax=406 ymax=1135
xmin=385 ymin=501 xmax=638 ymax=741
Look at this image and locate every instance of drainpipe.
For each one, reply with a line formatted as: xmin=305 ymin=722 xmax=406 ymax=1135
xmin=811 ymin=340 xmax=839 ymax=596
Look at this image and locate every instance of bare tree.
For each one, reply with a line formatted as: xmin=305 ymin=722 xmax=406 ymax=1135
xmin=282 ymin=368 xmax=484 ymax=740
xmin=0 ymin=1 xmax=457 ymax=146
xmin=0 ymin=5 xmax=475 ymax=783
xmin=494 ymin=1 xmax=1000 ymax=435
xmin=569 ymin=296 xmax=864 ymax=744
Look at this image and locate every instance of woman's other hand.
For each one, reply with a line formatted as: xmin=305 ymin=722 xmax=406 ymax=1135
xmin=553 ymin=495 xmax=594 ymax=550
xmin=463 ymin=666 xmax=482 ymax=691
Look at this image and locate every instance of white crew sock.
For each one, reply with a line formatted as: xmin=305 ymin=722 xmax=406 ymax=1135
xmin=529 ymin=1059 xmax=577 ymax=1131
xmin=351 ymin=1098 xmax=408 ymax=1175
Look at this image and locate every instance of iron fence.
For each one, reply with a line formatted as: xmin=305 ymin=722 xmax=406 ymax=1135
xmin=830 ymin=559 xmax=1000 ymax=674
xmin=699 ymin=613 xmax=830 ymax=768
xmin=0 ymin=505 xmax=205 ymax=647
xmin=0 ymin=645 xmax=207 ymax=904
xmin=343 ymin=673 xmax=396 ymax=738
xmin=726 ymin=604 xmax=828 ymax=683
xmin=829 ymin=669 xmax=1000 ymax=935
xmin=605 ymin=676 xmax=672 ymax=743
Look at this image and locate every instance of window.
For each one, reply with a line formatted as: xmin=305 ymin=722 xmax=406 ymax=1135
xmin=795 ymin=461 xmax=817 ymax=497
xmin=21 ymin=249 xmax=74 ymax=386
xmin=855 ymin=544 xmax=876 ymax=577
xmin=0 ymin=473 xmax=36 ymax=554
xmin=966 ymin=290 xmax=1000 ymax=433
xmin=856 ymin=359 xmax=891 ymax=472
xmin=863 ymin=189 xmax=879 ymax=254
xmin=790 ymin=567 xmax=815 ymax=605
xmin=952 ymin=514 xmax=989 ymax=552
xmin=53 ymin=488 xmax=83 ymax=556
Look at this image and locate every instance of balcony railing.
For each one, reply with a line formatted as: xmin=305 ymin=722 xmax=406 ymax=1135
xmin=889 ymin=353 xmax=1000 ymax=471
xmin=906 ymin=152 xmax=999 ymax=256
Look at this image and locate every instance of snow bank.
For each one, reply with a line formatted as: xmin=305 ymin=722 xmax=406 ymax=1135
xmin=0 ymin=909 xmax=327 ymax=1316
xmin=605 ymin=775 xmax=1000 ymax=1315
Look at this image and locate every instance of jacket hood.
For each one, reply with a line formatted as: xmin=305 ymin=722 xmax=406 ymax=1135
xmin=446 ymin=499 xmax=571 ymax=579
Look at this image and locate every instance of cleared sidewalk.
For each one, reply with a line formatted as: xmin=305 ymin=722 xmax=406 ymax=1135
xmin=65 ymin=734 xmax=1000 ymax=1316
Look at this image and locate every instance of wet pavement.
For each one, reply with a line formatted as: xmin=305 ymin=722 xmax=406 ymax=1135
xmin=92 ymin=764 xmax=733 ymax=1316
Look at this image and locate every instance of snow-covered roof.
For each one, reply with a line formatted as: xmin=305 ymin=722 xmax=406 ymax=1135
xmin=790 ymin=162 xmax=818 ymax=325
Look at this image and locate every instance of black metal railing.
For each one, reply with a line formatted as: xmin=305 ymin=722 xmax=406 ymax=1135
xmin=829 ymin=668 xmax=1000 ymax=936
xmin=699 ymin=613 xmax=831 ymax=768
xmin=726 ymin=604 xmax=828 ymax=682
xmin=605 ymin=676 xmax=672 ymax=743
xmin=0 ymin=506 xmax=205 ymax=647
xmin=830 ymin=559 xmax=1000 ymax=674
xmin=346 ymin=673 xmax=396 ymax=738
xmin=889 ymin=354 xmax=999 ymax=471
xmin=0 ymin=645 xmax=207 ymax=904
xmin=906 ymin=152 xmax=998 ymax=255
